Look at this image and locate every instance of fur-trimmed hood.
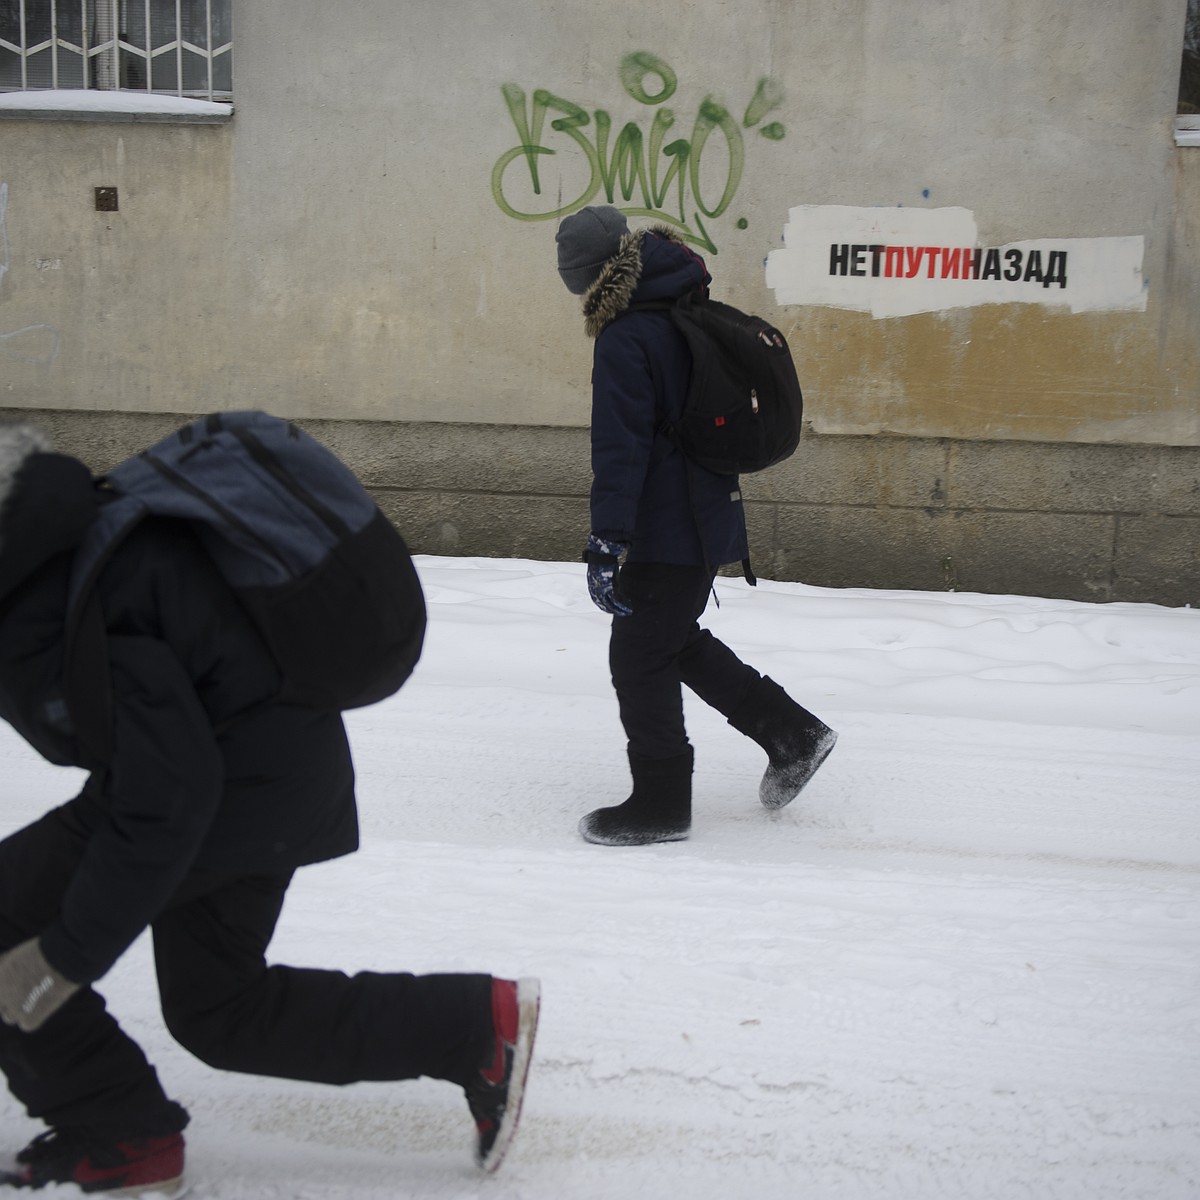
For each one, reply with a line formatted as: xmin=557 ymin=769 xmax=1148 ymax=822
xmin=580 ymin=224 xmax=709 ymax=338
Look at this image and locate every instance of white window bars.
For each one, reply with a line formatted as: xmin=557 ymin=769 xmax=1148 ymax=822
xmin=0 ymin=1 xmax=232 ymax=100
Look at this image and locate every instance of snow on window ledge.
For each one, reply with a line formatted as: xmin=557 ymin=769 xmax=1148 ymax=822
xmin=1177 ymin=116 xmax=1200 ymax=147
xmin=0 ymin=89 xmax=232 ymax=124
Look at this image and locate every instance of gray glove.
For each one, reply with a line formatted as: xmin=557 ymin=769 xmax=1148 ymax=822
xmin=0 ymin=938 xmax=79 ymax=1033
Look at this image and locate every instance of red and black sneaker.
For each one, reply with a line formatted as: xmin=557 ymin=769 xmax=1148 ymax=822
xmin=465 ymin=976 xmax=541 ymax=1173
xmin=0 ymin=1128 xmax=185 ymax=1195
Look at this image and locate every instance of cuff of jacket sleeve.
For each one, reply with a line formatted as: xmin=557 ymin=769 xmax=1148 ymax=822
xmin=38 ymin=923 xmax=101 ymax=987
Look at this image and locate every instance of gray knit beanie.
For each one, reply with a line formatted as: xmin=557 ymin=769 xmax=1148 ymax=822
xmin=556 ymin=205 xmax=629 ymax=295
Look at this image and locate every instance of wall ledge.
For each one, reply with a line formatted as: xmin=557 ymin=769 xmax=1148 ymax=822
xmin=0 ymin=89 xmax=232 ymax=124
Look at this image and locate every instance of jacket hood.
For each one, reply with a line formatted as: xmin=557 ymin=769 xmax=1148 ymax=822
xmin=580 ymin=224 xmax=711 ymax=338
xmin=0 ymin=424 xmax=99 ymax=605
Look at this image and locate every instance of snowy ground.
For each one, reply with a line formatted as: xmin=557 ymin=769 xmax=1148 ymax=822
xmin=2 ymin=556 xmax=1198 ymax=1200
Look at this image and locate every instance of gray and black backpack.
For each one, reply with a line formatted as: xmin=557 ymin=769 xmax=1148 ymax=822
xmin=64 ymin=410 xmax=426 ymax=763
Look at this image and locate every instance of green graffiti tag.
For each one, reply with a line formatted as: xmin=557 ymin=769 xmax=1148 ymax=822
xmin=491 ymin=52 xmax=784 ymax=255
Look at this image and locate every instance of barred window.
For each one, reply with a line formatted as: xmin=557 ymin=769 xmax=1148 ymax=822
xmin=1181 ymin=0 xmax=1200 ymax=114
xmin=0 ymin=1 xmax=231 ymax=100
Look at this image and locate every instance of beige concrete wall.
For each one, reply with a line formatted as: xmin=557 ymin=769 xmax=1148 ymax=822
xmin=1 ymin=0 xmax=1196 ymax=445
xmin=18 ymin=407 xmax=1200 ymax=606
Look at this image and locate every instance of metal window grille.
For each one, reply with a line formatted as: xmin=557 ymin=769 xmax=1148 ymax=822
xmin=1182 ymin=0 xmax=1200 ymax=114
xmin=0 ymin=1 xmax=232 ymax=100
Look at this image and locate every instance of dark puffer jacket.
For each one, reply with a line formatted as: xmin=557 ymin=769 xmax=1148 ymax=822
xmin=581 ymin=226 xmax=749 ymax=568
xmin=0 ymin=452 xmax=358 ymax=985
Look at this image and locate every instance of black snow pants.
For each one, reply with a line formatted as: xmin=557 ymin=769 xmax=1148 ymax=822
xmin=609 ymin=562 xmax=761 ymax=759
xmin=0 ymin=802 xmax=492 ymax=1137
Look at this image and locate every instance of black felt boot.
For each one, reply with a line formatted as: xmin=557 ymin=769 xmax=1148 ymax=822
xmin=579 ymin=748 xmax=693 ymax=846
xmin=727 ymin=676 xmax=837 ymax=810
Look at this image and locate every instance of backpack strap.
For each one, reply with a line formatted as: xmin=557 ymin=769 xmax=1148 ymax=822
xmin=63 ymin=490 xmax=146 ymax=766
xmin=64 ymin=587 xmax=114 ymax=765
xmin=679 ymin=455 xmax=758 ymax=605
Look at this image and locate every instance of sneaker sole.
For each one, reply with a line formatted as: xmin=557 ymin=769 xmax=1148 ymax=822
xmin=83 ymin=1178 xmax=187 ymax=1199
xmin=477 ymin=977 xmax=541 ymax=1174
xmin=0 ymin=1169 xmax=186 ymax=1198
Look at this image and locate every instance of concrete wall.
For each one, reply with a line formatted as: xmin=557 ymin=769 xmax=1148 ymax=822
xmin=22 ymin=408 xmax=1200 ymax=607
xmin=1 ymin=1 xmax=1198 ymax=602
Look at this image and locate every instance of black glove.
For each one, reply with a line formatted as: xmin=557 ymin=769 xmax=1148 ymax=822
xmin=0 ymin=938 xmax=79 ymax=1033
xmin=583 ymin=533 xmax=633 ymax=616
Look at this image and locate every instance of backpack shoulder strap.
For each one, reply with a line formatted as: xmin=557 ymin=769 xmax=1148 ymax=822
xmin=65 ymin=588 xmax=113 ymax=765
xmin=63 ymin=490 xmax=148 ymax=766
xmin=622 ymin=299 xmax=675 ymax=314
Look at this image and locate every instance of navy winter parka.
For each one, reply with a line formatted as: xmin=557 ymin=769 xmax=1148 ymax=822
xmin=581 ymin=226 xmax=749 ymax=569
xmin=0 ymin=491 xmax=358 ymax=987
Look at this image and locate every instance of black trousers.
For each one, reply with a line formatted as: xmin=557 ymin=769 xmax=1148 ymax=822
xmin=609 ymin=563 xmax=760 ymax=760
xmin=0 ymin=802 xmax=492 ymax=1138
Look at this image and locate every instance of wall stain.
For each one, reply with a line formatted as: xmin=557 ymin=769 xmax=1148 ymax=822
xmin=0 ymin=182 xmax=61 ymax=367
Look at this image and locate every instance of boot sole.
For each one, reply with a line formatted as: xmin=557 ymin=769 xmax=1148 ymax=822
xmin=760 ymin=728 xmax=838 ymax=810
xmin=578 ymin=820 xmax=690 ymax=846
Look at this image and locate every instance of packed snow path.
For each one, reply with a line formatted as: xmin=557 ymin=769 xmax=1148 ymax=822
xmin=2 ymin=557 xmax=1197 ymax=1199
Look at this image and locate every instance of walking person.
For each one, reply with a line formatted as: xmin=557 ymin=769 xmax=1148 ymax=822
xmin=0 ymin=423 xmax=539 ymax=1194
xmin=555 ymin=205 xmax=838 ymax=846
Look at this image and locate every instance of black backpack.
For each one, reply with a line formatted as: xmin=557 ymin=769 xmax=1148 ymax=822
xmin=633 ymin=290 xmax=804 ymax=476
xmin=64 ymin=410 xmax=426 ymax=764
